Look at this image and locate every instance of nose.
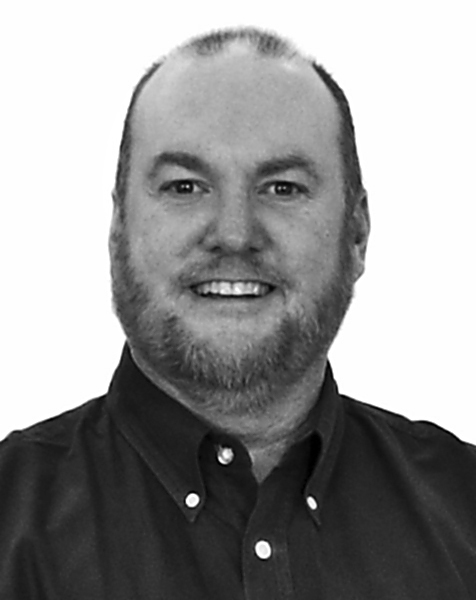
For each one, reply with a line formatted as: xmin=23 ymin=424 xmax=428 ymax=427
xmin=202 ymin=187 xmax=269 ymax=254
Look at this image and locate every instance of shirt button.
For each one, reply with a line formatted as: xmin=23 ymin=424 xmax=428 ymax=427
xmin=306 ymin=495 xmax=319 ymax=511
xmin=217 ymin=445 xmax=234 ymax=465
xmin=185 ymin=492 xmax=200 ymax=508
xmin=254 ymin=540 xmax=272 ymax=560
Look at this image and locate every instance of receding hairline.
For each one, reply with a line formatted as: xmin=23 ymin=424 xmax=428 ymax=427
xmin=138 ymin=30 xmax=319 ymax=103
xmin=130 ymin=34 xmax=340 ymax=151
xmin=113 ymin=27 xmax=364 ymax=213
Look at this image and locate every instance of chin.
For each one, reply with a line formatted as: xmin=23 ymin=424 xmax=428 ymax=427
xmin=182 ymin=312 xmax=281 ymax=346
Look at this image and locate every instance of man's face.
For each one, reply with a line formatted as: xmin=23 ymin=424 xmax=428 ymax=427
xmin=110 ymin=48 xmax=367 ymax=410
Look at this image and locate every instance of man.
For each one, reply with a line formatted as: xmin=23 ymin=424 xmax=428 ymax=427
xmin=1 ymin=27 xmax=475 ymax=599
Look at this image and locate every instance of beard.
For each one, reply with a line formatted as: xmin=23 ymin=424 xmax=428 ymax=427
xmin=110 ymin=216 xmax=355 ymax=418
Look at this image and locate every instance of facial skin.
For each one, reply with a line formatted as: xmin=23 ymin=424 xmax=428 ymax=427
xmin=110 ymin=45 xmax=369 ymax=427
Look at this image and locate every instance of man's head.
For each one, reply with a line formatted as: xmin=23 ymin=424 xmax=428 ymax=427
xmin=109 ymin=27 xmax=370 ymax=416
xmin=114 ymin=28 xmax=365 ymax=220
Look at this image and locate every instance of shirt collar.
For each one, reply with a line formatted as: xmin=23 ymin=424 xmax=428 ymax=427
xmin=107 ymin=345 xmax=210 ymax=522
xmin=304 ymin=363 xmax=345 ymax=526
xmin=107 ymin=344 xmax=344 ymax=524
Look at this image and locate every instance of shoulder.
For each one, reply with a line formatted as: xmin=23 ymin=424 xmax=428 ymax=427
xmin=1 ymin=395 xmax=109 ymax=457
xmin=340 ymin=393 xmax=476 ymax=490
xmin=342 ymin=394 xmax=476 ymax=448
xmin=0 ymin=396 xmax=111 ymax=507
xmin=0 ymin=396 xmax=115 ymax=549
xmin=0 ymin=397 xmax=109 ymax=592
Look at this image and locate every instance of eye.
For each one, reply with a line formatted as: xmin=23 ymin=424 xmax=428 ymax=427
xmin=259 ymin=181 xmax=308 ymax=198
xmin=160 ymin=179 xmax=209 ymax=196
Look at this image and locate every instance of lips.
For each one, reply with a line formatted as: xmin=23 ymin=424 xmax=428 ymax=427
xmin=192 ymin=280 xmax=274 ymax=298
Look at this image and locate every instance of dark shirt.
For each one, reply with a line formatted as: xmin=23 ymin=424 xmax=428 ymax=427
xmin=1 ymin=346 xmax=476 ymax=599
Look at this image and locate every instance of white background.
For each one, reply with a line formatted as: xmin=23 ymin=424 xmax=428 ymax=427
xmin=0 ymin=0 xmax=474 ymax=442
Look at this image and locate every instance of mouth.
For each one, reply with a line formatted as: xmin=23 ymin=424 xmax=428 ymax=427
xmin=190 ymin=280 xmax=276 ymax=299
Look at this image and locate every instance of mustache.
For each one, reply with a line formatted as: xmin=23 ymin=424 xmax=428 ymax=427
xmin=176 ymin=255 xmax=289 ymax=289
xmin=111 ymin=224 xmax=288 ymax=290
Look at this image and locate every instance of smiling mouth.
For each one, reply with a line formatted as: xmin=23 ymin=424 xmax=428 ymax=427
xmin=191 ymin=280 xmax=275 ymax=298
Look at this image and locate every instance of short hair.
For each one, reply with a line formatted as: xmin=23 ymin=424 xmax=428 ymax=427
xmin=113 ymin=27 xmax=364 ymax=217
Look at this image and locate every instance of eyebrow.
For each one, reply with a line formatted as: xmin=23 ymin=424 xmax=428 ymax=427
xmin=254 ymin=153 xmax=320 ymax=182
xmin=147 ymin=150 xmax=320 ymax=183
xmin=147 ymin=151 xmax=214 ymax=180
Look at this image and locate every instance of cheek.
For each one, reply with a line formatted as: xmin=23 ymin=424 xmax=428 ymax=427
xmin=283 ymin=220 xmax=343 ymax=301
xmin=125 ymin=207 xmax=203 ymax=305
xmin=125 ymin=214 xmax=172 ymax=284
xmin=126 ymin=192 xmax=205 ymax=264
xmin=287 ymin=219 xmax=341 ymax=273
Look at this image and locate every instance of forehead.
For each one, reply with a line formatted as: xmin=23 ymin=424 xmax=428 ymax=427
xmin=131 ymin=46 xmax=341 ymax=170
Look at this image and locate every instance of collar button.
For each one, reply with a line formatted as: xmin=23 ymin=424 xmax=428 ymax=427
xmin=306 ymin=495 xmax=319 ymax=511
xmin=185 ymin=492 xmax=201 ymax=509
xmin=217 ymin=445 xmax=234 ymax=465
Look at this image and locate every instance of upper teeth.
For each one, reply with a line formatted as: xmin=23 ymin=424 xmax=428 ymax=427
xmin=195 ymin=281 xmax=270 ymax=297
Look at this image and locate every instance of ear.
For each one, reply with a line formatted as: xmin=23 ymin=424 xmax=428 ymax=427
xmin=109 ymin=190 xmax=122 ymax=254
xmin=350 ymin=190 xmax=370 ymax=282
xmin=110 ymin=189 xmax=125 ymax=224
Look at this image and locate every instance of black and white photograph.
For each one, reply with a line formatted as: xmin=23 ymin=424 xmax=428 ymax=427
xmin=1 ymin=0 xmax=475 ymax=596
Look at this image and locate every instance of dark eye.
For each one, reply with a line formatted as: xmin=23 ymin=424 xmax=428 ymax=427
xmin=161 ymin=179 xmax=208 ymax=195
xmin=260 ymin=181 xmax=307 ymax=198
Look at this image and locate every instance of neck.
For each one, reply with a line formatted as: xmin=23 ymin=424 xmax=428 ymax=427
xmin=132 ymin=349 xmax=327 ymax=483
